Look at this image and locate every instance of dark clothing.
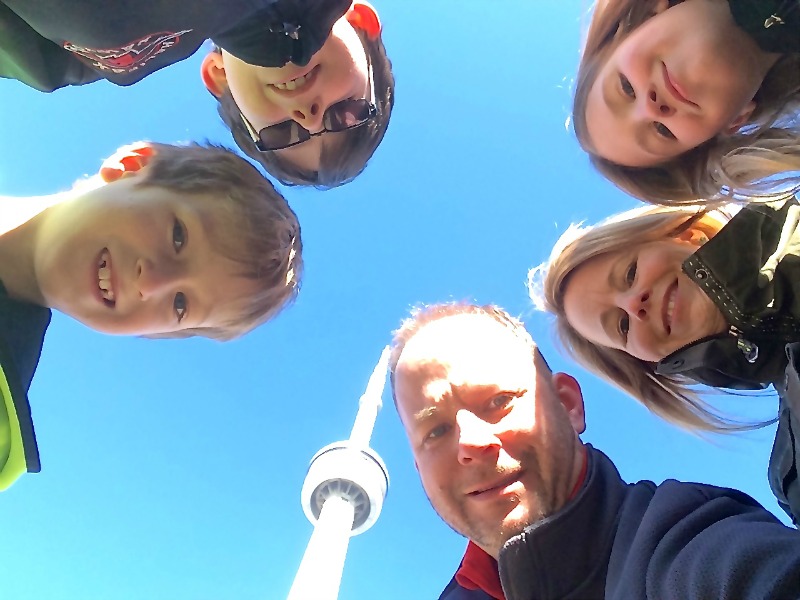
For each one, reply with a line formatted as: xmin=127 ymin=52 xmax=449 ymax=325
xmin=497 ymin=446 xmax=800 ymax=600
xmin=729 ymin=0 xmax=800 ymax=54
xmin=439 ymin=576 xmax=493 ymax=600
xmin=0 ymin=283 xmax=50 ymax=490
xmin=0 ymin=0 xmax=349 ymax=91
xmin=656 ymin=198 xmax=800 ymax=523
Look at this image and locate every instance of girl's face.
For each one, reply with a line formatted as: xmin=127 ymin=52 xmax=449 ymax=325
xmin=562 ymin=236 xmax=728 ymax=362
xmin=584 ymin=0 xmax=767 ymax=167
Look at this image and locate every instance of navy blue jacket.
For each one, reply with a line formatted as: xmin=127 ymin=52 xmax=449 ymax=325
xmin=441 ymin=446 xmax=800 ymax=600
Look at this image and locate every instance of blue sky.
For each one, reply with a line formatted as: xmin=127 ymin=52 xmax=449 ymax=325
xmin=0 ymin=2 xmax=788 ymax=599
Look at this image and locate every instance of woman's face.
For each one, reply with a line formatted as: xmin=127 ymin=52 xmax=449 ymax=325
xmin=584 ymin=0 xmax=766 ymax=167
xmin=562 ymin=236 xmax=728 ymax=362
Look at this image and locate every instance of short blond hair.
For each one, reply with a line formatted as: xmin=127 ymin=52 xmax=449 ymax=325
xmin=389 ymin=302 xmax=551 ymax=406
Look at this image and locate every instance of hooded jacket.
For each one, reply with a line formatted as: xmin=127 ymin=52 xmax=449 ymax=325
xmin=656 ymin=197 xmax=800 ymax=522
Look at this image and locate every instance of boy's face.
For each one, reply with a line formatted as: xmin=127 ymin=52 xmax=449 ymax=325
xmin=34 ymin=176 xmax=257 ymax=336
xmin=585 ymin=0 xmax=764 ymax=167
xmin=213 ymin=15 xmax=370 ymax=173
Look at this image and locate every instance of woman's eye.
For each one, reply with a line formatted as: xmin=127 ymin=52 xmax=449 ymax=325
xmin=619 ymin=314 xmax=630 ymax=339
xmin=619 ymin=74 xmax=635 ymax=98
xmin=172 ymin=218 xmax=186 ymax=252
xmin=625 ymin=261 xmax=637 ymax=287
xmin=654 ymin=122 xmax=675 ymax=140
xmin=174 ymin=292 xmax=187 ymax=323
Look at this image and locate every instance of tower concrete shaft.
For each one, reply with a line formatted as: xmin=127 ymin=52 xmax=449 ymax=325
xmin=287 ymin=346 xmax=391 ymax=600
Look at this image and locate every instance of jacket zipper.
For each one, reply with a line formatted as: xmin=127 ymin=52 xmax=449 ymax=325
xmin=730 ymin=325 xmax=760 ymax=363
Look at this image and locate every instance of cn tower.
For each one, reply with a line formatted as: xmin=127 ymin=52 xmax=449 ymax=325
xmin=286 ymin=346 xmax=391 ymax=600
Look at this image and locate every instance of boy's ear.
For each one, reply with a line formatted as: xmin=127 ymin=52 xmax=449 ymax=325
xmin=200 ymin=52 xmax=229 ymax=98
xmin=723 ymin=100 xmax=757 ymax=135
xmin=99 ymin=142 xmax=155 ymax=183
xmin=346 ymin=2 xmax=381 ymax=40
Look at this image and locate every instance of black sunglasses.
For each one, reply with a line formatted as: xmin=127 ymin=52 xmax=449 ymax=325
xmin=241 ymin=63 xmax=376 ymax=152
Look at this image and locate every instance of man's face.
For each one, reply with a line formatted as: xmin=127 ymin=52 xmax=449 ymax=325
xmin=217 ymin=15 xmax=370 ymax=173
xmin=34 ymin=176 xmax=257 ymax=336
xmin=393 ymin=314 xmax=586 ymax=557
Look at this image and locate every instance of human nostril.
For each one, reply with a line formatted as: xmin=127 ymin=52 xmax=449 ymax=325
xmin=309 ymin=103 xmax=319 ymax=116
xmin=292 ymin=109 xmax=306 ymax=120
xmin=649 ymin=90 xmax=657 ymax=102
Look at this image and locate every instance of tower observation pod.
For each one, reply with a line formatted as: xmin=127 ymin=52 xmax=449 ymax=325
xmin=286 ymin=346 xmax=391 ymax=600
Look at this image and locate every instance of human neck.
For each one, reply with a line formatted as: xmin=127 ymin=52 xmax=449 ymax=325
xmin=0 ymin=191 xmax=72 ymax=305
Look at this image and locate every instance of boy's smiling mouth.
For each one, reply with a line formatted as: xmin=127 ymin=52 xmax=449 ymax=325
xmin=269 ymin=65 xmax=319 ymax=92
xmin=97 ymin=249 xmax=116 ymax=306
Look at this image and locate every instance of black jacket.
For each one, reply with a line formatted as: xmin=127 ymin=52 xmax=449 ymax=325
xmin=0 ymin=0 xmax=349 ymax=91
xmin=656 ymin=198 xmax=800 ymax=522
xmin=497 ymin=446 xmax=800 ymax=600
xmin=729 ymin=0 xmax=800 ymax=53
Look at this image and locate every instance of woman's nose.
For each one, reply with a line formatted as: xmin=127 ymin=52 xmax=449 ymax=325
xmin=621 ymin=289 xmax=651 ymax=320
xmin=642 ymin=87 xmax=676 ymax=119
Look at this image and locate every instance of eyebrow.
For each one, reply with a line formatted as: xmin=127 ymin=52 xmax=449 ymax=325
xmin=412 ymin=405 xmax=439 ymax=425
xmin=600 ymin=309 xmax=621 ymax=346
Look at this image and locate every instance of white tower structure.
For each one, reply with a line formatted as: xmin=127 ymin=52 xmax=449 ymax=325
xmin=286 ymin=346 xmax=391 ymax=600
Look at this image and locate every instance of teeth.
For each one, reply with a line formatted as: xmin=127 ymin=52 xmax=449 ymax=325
xmin=97 ymin=250 xmax=115 ymax=304
xmin=271 ymin=71 xmax=310 ymax=91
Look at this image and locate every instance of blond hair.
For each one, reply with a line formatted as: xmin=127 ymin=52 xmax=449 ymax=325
xmin=528 ymin=203 xmax=765 ymax=433
xmin=389 ymin=302 xmax=551 ymax=405
xmin=573 ymin=0 xmax=800 ymax=205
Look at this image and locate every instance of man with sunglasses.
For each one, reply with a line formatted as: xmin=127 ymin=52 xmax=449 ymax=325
xmin=1 ymin=0 xmax=395 ymax=188
xmin=236 ymin=59 xmax=376 ymax=153
xmin=202 ymin=1 xmax=394 ymax=189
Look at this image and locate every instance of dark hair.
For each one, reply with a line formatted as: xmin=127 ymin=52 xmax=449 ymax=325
xmin=138 ymin=142 xmax=302 ymax=340
xmin=217 ymin=29 xmax=395 ymax=189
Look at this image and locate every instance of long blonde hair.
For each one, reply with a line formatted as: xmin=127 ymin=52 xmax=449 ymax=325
xmin=528 ymin=203 xmax=765 ymax=433
xmin=573 ymin=0 xmax=800 ymax=205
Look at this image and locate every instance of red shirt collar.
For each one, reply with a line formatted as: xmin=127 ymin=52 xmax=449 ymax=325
xmin=454 ymin=445 xmax=589 ymax=600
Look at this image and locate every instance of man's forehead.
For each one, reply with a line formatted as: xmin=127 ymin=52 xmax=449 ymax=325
xmin=395 ymin=314 xmax=533 ymax=389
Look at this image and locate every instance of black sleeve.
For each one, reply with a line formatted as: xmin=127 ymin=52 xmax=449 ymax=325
xmin=0 ymin=2 xmax=101 ymax=91
xmin=212 ymin=0 xmax=351 ymax=68
xmin=645 ymin=490 xmax=800 ymax=600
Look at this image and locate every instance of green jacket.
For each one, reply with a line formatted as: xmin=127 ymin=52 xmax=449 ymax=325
xmin=0 ymin=287 xmax=50 ymax=491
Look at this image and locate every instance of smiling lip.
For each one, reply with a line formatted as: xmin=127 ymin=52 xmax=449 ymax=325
xmin=662 ymin=63 xmax=695 ymax=107
xmin=467 ymin=471 xmax=523 ymax=500
xmin=662 ymin=280 xmax=678 ymax=335
xmin=268 ymin=64 xmax=320 ymax=98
